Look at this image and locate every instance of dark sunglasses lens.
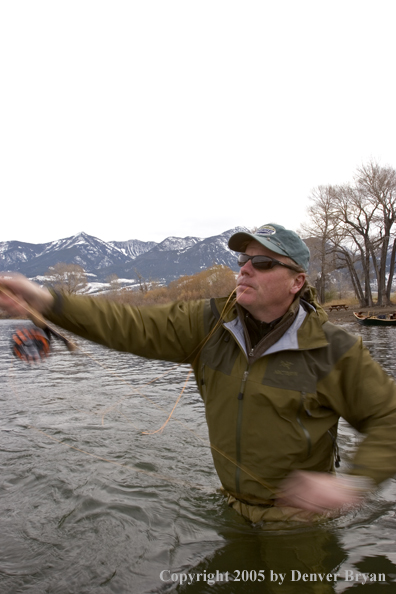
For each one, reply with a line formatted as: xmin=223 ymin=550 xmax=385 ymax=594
xmin=251 ymin=257 xmax=273 ymax=270
xmin=237 ymin=255 xmax=274 ymax=270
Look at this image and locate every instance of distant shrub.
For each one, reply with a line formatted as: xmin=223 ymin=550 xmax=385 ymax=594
xmin=107 ymin=265 xmax=236 ymax=306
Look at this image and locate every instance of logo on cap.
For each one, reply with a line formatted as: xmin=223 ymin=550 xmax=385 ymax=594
xmin=256 ymin=225 xmax=276 ymax=236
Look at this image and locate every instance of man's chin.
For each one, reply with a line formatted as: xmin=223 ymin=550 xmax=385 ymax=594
xmin=236 ymin=287 xmax=254 ymax=305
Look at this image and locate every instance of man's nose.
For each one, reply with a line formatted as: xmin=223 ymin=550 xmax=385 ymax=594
xmin=239 ymin=258 xmax=254 ymax=274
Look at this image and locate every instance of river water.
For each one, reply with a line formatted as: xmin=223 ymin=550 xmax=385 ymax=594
xmin=1 ymin=319 xmax=396 ymax=593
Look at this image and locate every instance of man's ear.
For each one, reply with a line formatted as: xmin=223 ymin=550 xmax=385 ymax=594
xmin=291 ymin=273 xmax=306 ymax=294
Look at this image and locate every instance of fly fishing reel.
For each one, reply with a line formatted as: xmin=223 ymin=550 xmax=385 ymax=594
xmin=11 ymin=323 xmax=75 ymax=363
xmin=11 ymin=326 xmax=51 ymax=363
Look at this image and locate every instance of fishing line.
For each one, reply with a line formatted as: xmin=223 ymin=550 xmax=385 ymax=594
xmin=1 ymin=283 xmax=238 ymax=434
xmin=1 ymin=284 xmax=278 ymax=495
xmin=27 ymin=425 xmax=213 ymax=492
xmin=1 ymin=284 xmax=199 ymax=426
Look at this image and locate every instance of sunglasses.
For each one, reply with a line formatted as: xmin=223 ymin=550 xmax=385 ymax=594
xmin=237 ymin=254 xmax=301 ymax=272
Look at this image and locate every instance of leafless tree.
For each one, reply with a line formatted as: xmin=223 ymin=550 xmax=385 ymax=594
xmin=301 ymin=185 xmax=338 ymax=303
xmin=332 ymin=183 xmax=379 ymax=306
xmin=134 ymin=269 xmax=149 ymax=294
xmin=303 ymin=162 xmax=396 ymax=307
xmin=45 ymin=263 xmax=87 ymax=294
xmin=355 ymin=162 xmax=396 ymax=305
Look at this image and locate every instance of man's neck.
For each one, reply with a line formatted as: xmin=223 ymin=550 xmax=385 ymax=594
xmin=243 ymin=300 xmax=294 ymax=323
xmin=237 ymin=298 xmax=301 ymax=361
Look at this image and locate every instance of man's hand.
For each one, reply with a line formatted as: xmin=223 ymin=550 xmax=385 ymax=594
xmin=277 ymin=470 xmax=374 ymax=513
xmin=0 ymin=273 xmax=54 ymax=317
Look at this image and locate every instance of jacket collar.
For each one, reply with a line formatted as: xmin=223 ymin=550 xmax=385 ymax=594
xmin=215 ymin=291 xmax=329 ymax=359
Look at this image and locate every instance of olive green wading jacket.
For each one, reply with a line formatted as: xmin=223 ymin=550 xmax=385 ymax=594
xmin=46 ymin=291 xmax=396 ymax=505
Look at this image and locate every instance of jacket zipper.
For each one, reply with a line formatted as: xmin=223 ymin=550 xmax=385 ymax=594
xmin=328 ymin=429 xmax=341 ymax=468
xmin=200 ymin=363 xmax=207 ymax=399
xmin=235 ymin=367 xmax=250 ymax=495
xmin=297 ymin=391 xmax=312 ymax=458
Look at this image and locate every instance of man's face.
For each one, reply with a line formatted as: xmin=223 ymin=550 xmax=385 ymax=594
xmin=236 ymin=240 xmax=306 ymax=322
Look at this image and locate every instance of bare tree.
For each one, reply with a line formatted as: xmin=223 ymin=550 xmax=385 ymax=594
xmin=332 ymin=183 xmax=378 ymax=306
xmin=46 ymin=263 xmax=87 ymax=294
xmin=303 ymin=162 xmax=396 ymax=308
xmin=301 ymin=185 xmax=338 ymax=303
xmin=331 ymin=241 xmax=365 ymax=306
xmin=355 ymin=162 xmax=396 ymax=305
xmin=134 ymin=269 xmax=149 ymax=294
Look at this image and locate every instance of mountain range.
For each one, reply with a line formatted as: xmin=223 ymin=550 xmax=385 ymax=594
xmin=0 ymin=228 xmax=247 ymax=287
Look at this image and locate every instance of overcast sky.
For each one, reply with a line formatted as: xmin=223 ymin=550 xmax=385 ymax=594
xmin=1 ymin=1 xmax=395 ymax=245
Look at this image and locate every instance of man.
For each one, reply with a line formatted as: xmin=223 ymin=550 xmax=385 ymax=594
xmin=1 ymin=223 xmax=396 ymax=524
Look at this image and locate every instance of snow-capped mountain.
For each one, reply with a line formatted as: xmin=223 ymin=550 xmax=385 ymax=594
xmin=0 ymin=228 xmax=246 ymax=284
xmin=110 ymin=238 xmax=157 ymax=259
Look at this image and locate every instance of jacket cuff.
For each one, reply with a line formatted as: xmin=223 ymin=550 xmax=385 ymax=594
xmin=47 ymin=288 xmax=64 ymax=317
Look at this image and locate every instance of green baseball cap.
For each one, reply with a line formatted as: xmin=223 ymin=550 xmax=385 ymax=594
xmin=228 ymin=224 xmax=310 ymax=271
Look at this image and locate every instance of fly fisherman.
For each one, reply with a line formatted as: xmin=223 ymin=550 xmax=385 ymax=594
xmin=1 ymin=223 xmax=396 ymax=524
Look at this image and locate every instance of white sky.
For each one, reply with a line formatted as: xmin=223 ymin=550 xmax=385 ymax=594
xmin=1 ymin=1 xmax=395 ymax=245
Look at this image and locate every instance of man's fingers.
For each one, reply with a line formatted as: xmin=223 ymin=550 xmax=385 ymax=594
xmin=0 ymin=274 xmax=54 ymax=315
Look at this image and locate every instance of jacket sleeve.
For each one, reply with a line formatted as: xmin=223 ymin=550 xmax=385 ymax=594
xmin=45 ymin=292 xmax=207 ymax=364
xmin=324 ymin=337 xmax=396 ymax=485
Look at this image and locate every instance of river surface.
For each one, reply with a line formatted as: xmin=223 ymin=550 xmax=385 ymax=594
xmin=1 ymin=319 xmax=396 ymax=593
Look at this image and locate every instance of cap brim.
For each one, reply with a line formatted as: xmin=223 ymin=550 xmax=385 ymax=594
xmin=228 ymin=232 xmax=257 ymax=252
